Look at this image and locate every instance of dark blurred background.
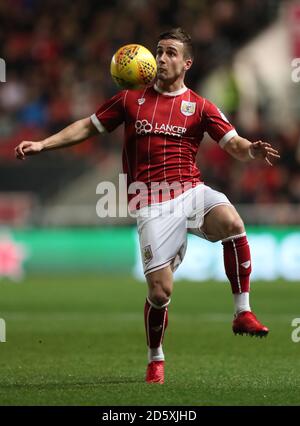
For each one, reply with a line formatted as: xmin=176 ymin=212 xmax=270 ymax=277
xmin=0 ymin=0 xmax=299 ymax=228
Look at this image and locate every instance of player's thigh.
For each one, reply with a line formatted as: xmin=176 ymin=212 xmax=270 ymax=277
xmin=137 ymin=206 xmax=187 ymax=276
xmin=201 ymin=204 xmax=245 ymax=241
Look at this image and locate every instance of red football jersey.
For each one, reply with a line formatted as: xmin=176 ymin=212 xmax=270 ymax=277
xmin=91 ymin=84 xmax=237 ymax=207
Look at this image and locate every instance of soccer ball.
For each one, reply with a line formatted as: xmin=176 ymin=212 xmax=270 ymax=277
xmin=110 ymin=44 xmax=157 ymax=90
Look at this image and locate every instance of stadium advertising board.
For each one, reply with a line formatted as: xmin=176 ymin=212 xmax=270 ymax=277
xmin=1 ymin=227 xmax=299 ymax=282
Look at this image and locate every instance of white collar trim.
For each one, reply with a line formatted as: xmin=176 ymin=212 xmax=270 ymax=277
xmin=154 ymin=84 xmax=188 ymax=96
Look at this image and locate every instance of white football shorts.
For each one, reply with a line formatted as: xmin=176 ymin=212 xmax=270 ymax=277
xmin=136 ymin=183 xmax=231 ymax=275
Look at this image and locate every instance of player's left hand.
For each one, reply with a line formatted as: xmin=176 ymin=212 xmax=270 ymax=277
xmin=250 ymin=141 xmax=280 ymax=166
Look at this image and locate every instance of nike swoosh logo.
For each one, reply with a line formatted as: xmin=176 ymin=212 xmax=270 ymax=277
xmin=241 ymin=260 xmax=251 ymax=269
xmin=152 ymin=325 xmax=162 ymax=332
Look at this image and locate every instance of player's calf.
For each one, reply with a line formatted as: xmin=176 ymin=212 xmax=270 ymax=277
xmin=144 ymin=297 xmax=169 ymax=384
xmin=221 ymin=233 xmax=269 ymax=337
xmin=144 ymin=297 xmax=169 ymax=357
xmin=222 ymin=233 xmax=251 ymax=295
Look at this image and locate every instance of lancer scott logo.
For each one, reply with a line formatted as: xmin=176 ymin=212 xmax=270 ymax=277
xmin=135 ymin=119 xmax=186 ymax=137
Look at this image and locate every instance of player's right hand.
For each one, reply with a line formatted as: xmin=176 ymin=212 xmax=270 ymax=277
xmin=15 ymin=141 xmax=44 ymax=160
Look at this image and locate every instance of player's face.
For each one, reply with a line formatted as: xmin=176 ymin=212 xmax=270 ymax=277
xmin=156 ymin=39 xmax=192 ymax=83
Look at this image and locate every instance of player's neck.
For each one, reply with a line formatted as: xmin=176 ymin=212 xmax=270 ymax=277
xmin=155 ymin=79 xmax=186 ymax=94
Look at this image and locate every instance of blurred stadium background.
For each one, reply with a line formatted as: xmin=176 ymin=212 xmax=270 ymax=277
xmin=0 ymin=0 xmax=300 ymax=406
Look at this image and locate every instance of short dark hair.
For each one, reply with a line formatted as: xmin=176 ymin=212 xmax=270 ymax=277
xmin=158 ymin=27 xmax=194 ymax=59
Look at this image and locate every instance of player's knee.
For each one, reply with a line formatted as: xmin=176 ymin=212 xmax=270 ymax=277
xmin=149 ymin=291 xmax=171 ymax=307
xmin=224 ymin=217 xmax=244 ymax=237
xmin=148 ymin=281 xmax=171 ymax=307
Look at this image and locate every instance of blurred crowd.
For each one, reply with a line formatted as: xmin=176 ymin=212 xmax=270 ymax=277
xmin=2 ymin=0 xmax=299 ymax=207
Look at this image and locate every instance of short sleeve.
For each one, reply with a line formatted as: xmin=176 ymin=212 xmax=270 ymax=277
xmin=203 ymin=99 xmax=238 ymax=148
xmin=91 ymin=91 xmax=126 ymax=133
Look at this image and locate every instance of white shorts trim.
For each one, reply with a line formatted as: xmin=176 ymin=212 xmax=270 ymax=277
xmin=144 ymin=259 xmax=173 ymax=276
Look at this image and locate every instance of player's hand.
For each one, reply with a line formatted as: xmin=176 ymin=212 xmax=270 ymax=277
xmin=15 ymin=141 xmax=44 ymax=160
xmin=250 ymin=141 xmax=280 ymax=166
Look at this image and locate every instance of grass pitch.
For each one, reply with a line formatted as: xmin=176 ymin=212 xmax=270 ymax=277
xmin=0 ymin=275 xmax=299 ymax=405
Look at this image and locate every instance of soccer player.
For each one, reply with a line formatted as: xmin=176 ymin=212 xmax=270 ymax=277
xmin=15 ymin=28 xmax=280 ymax=385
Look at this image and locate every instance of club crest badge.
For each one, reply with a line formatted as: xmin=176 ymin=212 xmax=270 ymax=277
xmin=142 ymin=245 xmax=153 ymax=265
xmin=180 ymin=100 xmax=196 ymax=116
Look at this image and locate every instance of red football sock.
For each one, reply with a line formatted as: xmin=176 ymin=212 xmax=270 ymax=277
xmin=222 ymin=234 xmax=252 ymax=294
xmin=144 ymin=298 xmax=169 ymax=349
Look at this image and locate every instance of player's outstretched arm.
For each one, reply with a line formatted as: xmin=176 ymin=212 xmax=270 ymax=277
xmin=224 ymin=135 xmax=280 ymax=165
xmin=15 ymin=117 xmax=98 ymax=160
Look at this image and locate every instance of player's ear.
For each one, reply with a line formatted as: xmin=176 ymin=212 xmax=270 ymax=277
xmin=184 ymin=58 xmax=193 ymax=71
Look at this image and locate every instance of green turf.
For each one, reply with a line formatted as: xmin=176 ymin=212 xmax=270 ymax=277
xmin=0 ymin=275 xmax=300 ymax=405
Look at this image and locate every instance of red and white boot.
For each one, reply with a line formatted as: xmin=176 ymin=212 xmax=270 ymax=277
xmin=145 ymin=361 xmax=165 ymax=384
xmin=233 ymin=311 xmax=269 ymax=337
